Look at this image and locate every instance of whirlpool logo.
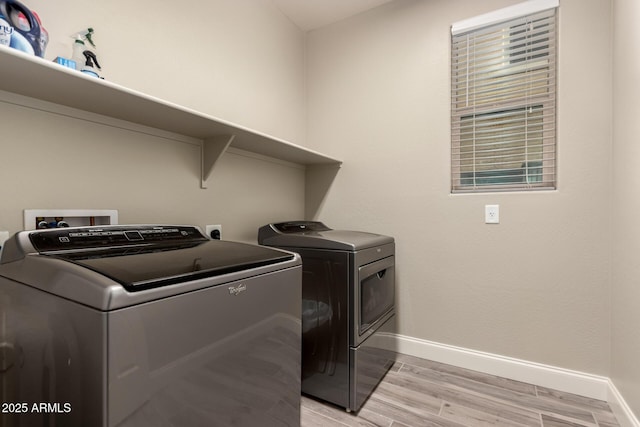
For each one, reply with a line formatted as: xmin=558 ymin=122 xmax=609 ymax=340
xmin=228 ymin=284 xmax=247 ymax=296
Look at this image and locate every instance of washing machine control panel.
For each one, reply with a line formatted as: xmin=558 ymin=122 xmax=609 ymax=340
xmin=28 ymin=225 xmax=207 ymax=253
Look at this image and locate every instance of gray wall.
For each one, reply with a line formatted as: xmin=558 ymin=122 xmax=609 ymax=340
xmin=306 ymin=0 xmax=613 ymax=376
xmin=612 ymin=0 xmax=640 ymax=417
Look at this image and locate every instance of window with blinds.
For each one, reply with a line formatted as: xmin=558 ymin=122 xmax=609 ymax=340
xmin=451 ymin=2 xmax=557 ymax=193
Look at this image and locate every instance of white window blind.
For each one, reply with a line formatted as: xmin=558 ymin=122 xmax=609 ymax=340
xmin=451 ymin=1 xmax=557 ymax=193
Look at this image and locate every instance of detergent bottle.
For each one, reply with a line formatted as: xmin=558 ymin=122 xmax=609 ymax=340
xmin=0 ymin=0 xmax=48 ymax=57
xmin=0 ymin=14 xmax=11 ymax=47
xmin=32 ymin=11 xmax=47 ymax=55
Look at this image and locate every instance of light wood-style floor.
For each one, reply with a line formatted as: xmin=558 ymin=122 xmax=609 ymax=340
xmin=301 ymin=353 xmax=620 ymax=427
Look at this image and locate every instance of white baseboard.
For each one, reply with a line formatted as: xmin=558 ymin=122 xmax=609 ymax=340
xmin=608 ymin=380 xmax=640 ymax=427
xmin=375 ymin=333 xmax=638 ymax=427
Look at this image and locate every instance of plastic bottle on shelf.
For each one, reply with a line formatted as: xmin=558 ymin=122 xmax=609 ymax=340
xmin=71 ymin=35 xmax=85 ymax=70
xmin=71 ymin=28 xmax=100 ymax=73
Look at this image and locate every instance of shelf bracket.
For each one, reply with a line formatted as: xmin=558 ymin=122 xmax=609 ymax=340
xmin=201 ymin=134 xmax=235 ymax=189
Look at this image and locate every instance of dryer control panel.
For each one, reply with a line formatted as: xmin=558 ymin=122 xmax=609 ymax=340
xmin=272 ymin=221 xmax=332 ymax=233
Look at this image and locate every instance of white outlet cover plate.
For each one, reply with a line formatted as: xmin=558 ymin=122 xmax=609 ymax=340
xmin=485 ymin=205 xmax=500 ymax=224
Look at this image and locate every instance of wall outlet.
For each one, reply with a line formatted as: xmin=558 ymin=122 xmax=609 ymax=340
xmin=205 ymin=224 xmax=222 ymax=240
xmin=485 ymin=205 xmax=500 ymax=224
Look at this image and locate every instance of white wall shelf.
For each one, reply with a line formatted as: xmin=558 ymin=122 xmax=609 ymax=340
xmin=0 ymin=46 xmax=341 ymax=188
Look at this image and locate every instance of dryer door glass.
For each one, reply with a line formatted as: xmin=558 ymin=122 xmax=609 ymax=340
xmin=357 ymin=256 xmax=395 ymax=336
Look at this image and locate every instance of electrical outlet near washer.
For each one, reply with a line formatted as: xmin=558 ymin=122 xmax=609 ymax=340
xmin=485 ymin=205 xmax=500 ymax=224
xmin=205 ymin=224 xmax=222 ymax=240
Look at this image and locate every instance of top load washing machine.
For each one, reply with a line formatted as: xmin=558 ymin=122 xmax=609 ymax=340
xmin=258 ymin=221 xmax=396 ymax=412
xmin=0 ymin=225 xmax=302 ymax=427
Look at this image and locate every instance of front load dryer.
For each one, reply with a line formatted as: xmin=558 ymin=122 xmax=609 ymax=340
xmin=258 ymin=221 xmax=396 ymax=412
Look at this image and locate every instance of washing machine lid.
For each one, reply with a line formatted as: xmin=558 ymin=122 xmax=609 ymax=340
xmin=258 ymin=221 xmax=393 ymax=251
xmin=2 ymin=225 xmax=295 ymax=292
xmin=50 ymin=240 xmax=292 ymax=291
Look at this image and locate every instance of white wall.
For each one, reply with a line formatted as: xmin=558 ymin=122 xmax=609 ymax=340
xmin=612 ymin=0 xmax=640 ymax=417
xmin=306 ymin=0 xmax=613 ymax=376
xmin=0 ymin=0 xmax=307 ymax=241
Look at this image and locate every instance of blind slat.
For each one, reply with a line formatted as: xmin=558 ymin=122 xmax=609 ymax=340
xmin=452 ymin=30 xmax=556 ymax=57
xmin=451 ymin=4 xmax=557 ymax=193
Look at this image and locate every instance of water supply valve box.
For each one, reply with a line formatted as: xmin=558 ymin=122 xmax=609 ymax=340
xmin=24 ymin=209 xmax=118 ymax=230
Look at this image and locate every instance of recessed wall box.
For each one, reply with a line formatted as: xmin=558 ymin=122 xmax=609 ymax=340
xmin=24 ymin=209 xmax=118 ymax=230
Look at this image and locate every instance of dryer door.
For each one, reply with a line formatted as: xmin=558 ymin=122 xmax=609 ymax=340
xmin=353 ymin=255 xmax=395 ymax=347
